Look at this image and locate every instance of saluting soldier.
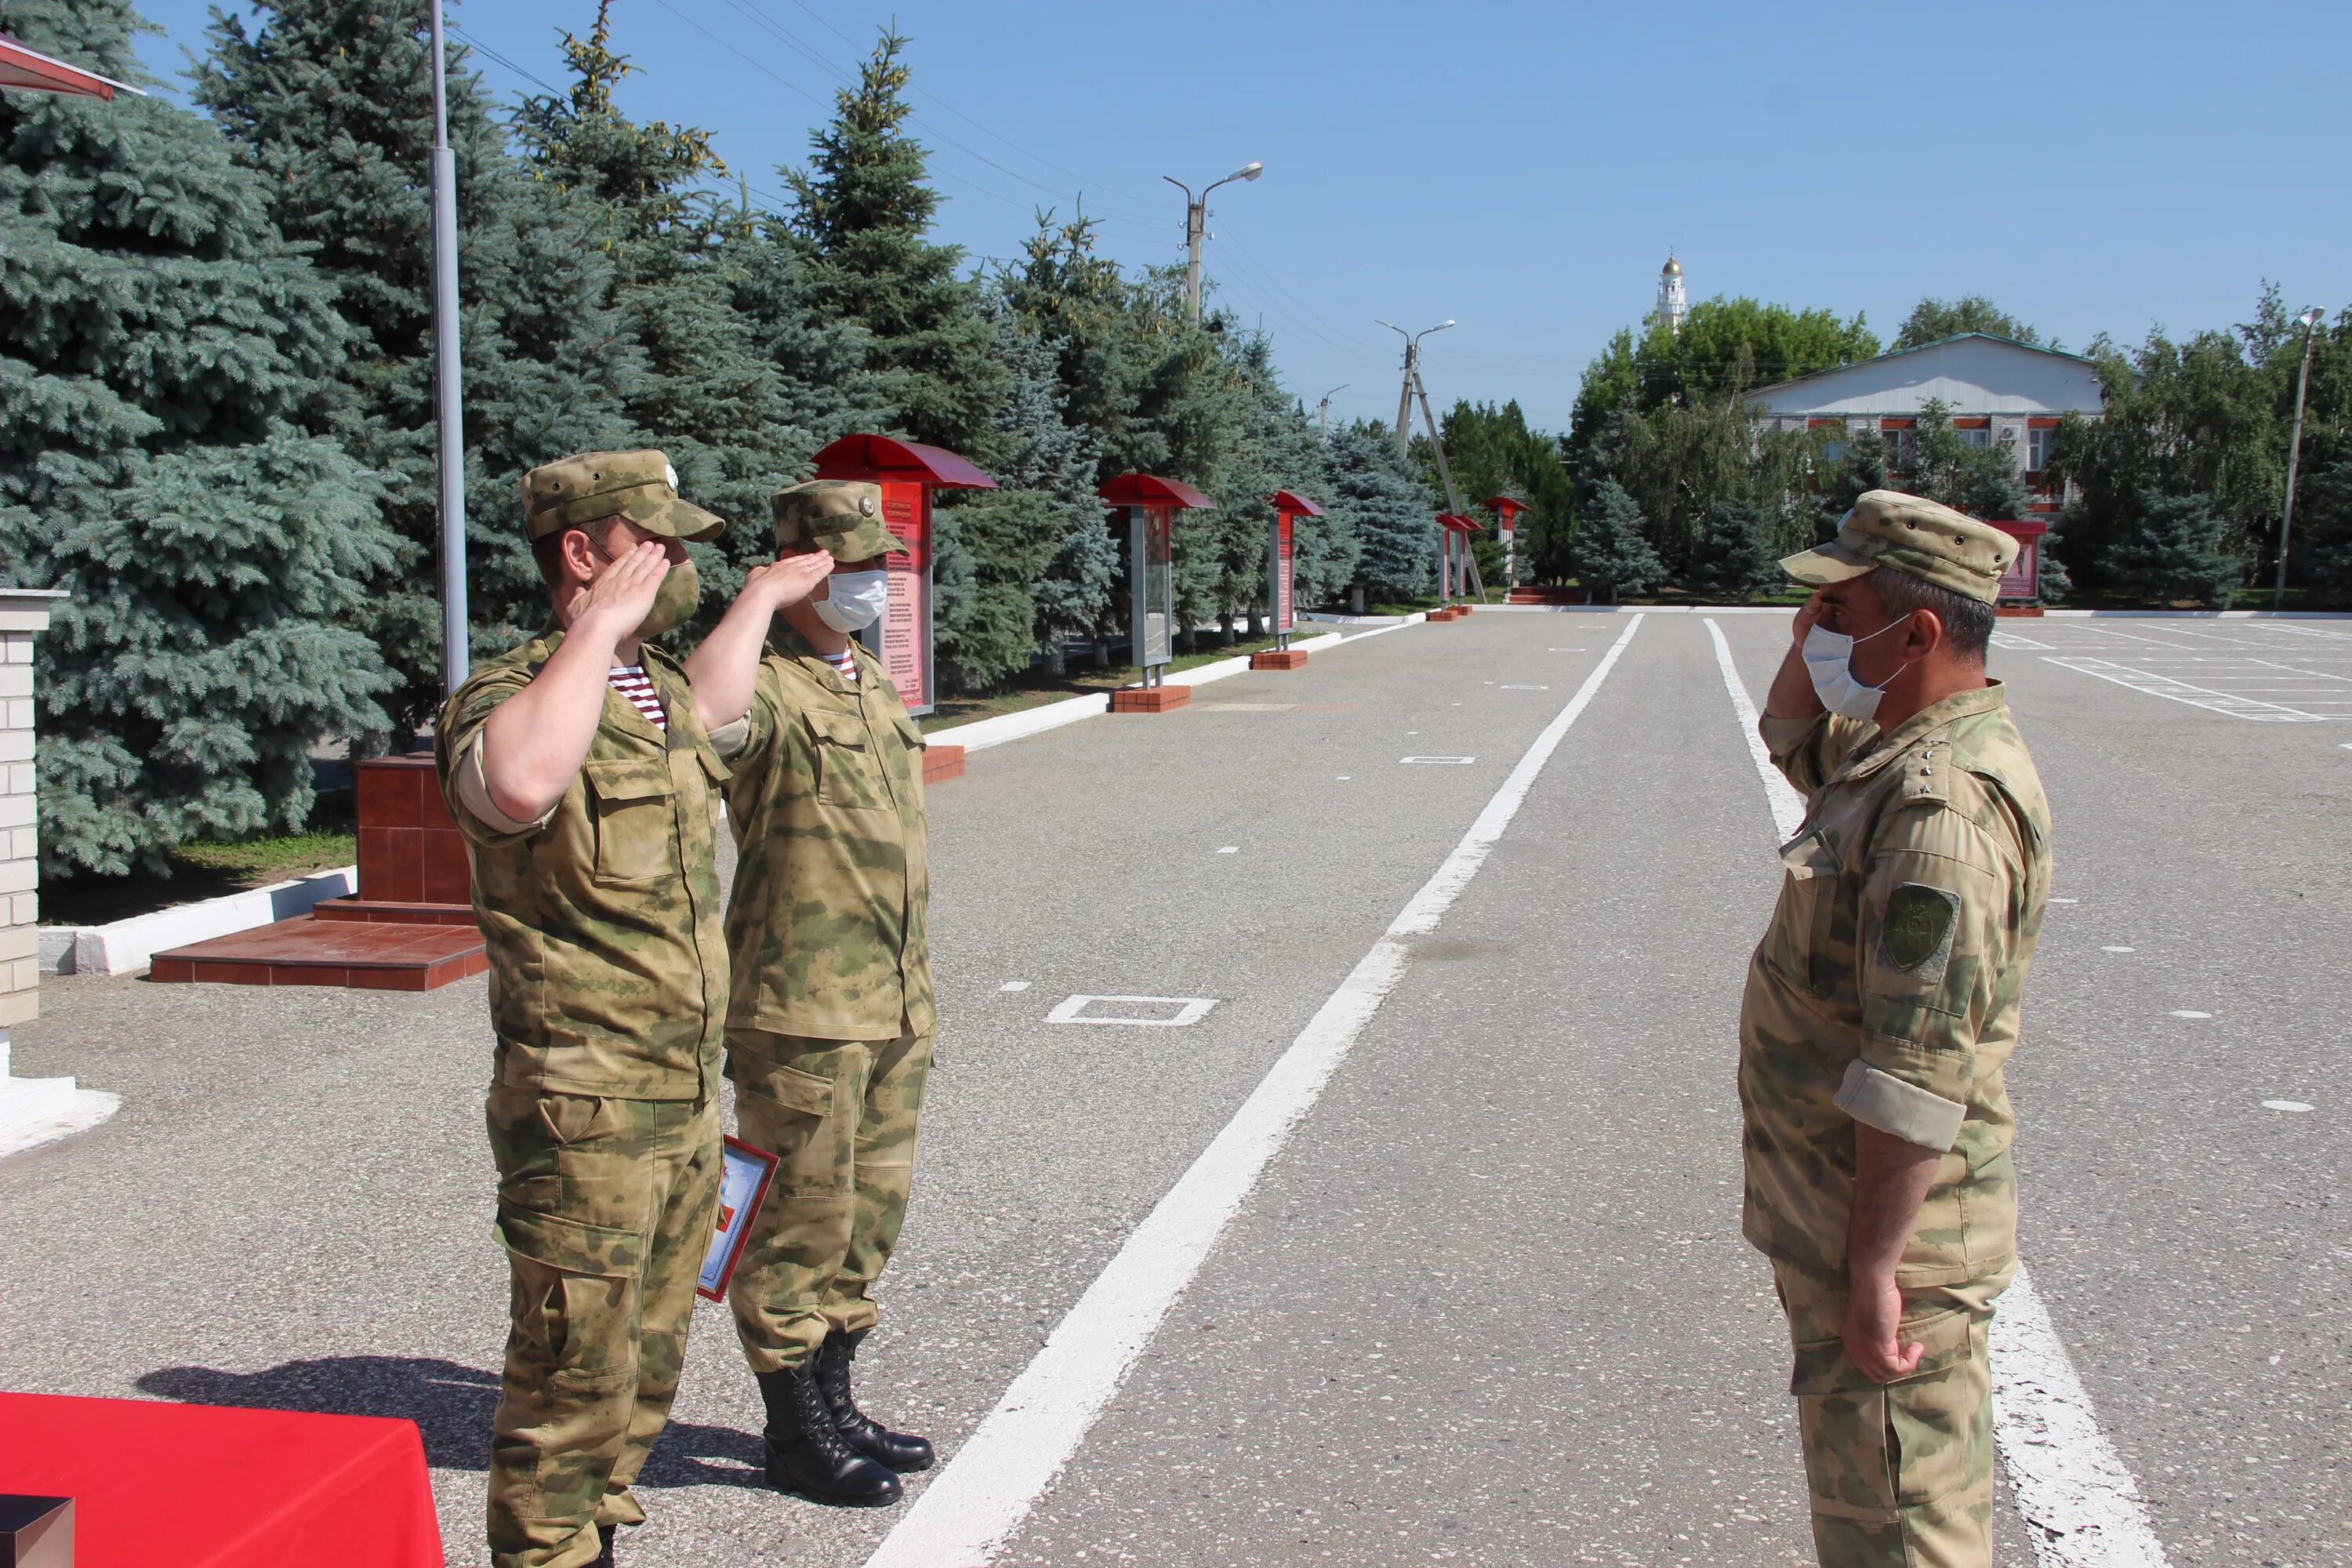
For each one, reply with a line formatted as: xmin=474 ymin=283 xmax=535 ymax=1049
xmin=1740 ymin=491 xmax=2053 ymax=1568
xmin=436 ymin=451 xmax=829 ymax=1568
xmin=683 ymin=479 xmax=936 ymax=1508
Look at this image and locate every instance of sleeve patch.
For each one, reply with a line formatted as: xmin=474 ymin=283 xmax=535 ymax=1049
xmin=1882 ymin=883 xmax=1958 ymax=972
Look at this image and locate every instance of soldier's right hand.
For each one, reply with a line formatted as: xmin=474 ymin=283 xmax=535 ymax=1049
xmin=1791 ymin=591 xmax=1830 ymax=647
xmin=575 ymin=539 xmax=670 ymax=638
xmin=744 ymin=551 xmax=836 ymax=612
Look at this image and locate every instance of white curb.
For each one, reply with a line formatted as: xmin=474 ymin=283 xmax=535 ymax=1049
xmin=41 ymin=864 xmax=359 ymax=977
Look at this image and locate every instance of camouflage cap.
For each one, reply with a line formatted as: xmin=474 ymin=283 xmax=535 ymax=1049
xmin=771 ymin=479 xmax=896 ymax=559
xmin=521 ymin=449 xmax=724 ymax=543
xmin=1780 ymin=489 xmax=2020 ymax=605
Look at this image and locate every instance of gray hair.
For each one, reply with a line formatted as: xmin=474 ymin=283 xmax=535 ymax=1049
xmin=1868 ymin=567 xmax=1992 ymax=663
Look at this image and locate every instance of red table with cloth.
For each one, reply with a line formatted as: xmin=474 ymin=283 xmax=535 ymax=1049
xmin=0 ymin=1392 xmax=443 ymax=1566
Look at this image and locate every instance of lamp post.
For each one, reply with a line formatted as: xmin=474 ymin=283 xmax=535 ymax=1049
xmin=428 ymin=0 xmax=468 ymax=693
xmin=2275 ymin=307 xmax=2325 ymax=610
xmin=1377 ymin=318 xmax=1454 ymax=450
xmin=1163 ymin=162 xmax=1262 ymax=327
xmin=1316 ymin=383 xmax=1348 ymax=437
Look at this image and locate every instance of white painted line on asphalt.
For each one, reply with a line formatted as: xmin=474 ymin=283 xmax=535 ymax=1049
xmin=2169 ymin=1010 xmax=2210 ymax=1018
xmin=1992 ymin=630 xmax=2056 ymax=651
xmin=1335 ymin=775 xmax=1351 ymax=781
xmin=2043 ymin=656 xmax=2328 ymax=721
xmin=1989 ymin=1269 xmax=2174 ymax=1566
xmin=864 ymin=613 xmax=1649 ymax=1568
xmin=1704 ymin=618 xmax=2170 ymax=1568
xmin=1701 ymin=619 xmax=1810 ymax=839
xmin=999 ymin=981 xmax=1031 ymax=993
xmin=1400 ymin=756 xmax=1475 ymax=764
xmin=1499 ymin=684 xmax=1550 ymax=690
xmin=2263 ymin=1100 xmax=2314 ymax=1112
xmin=2101 ymin=946 xmax=2135 ymax=953
xmin=1044 ymin=995 xmax=1218 ymax=1028
xmin=1215 ymin=846 xmax=1238 ymax=854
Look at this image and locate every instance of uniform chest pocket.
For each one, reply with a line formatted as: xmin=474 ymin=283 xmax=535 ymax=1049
xmin=1766 ymin=831 xmax=1845 ymax=994
xmin=581 ymin=757 xmax=677 ymax=884
xmin=808 ymin=709 xmax=890 ymax=812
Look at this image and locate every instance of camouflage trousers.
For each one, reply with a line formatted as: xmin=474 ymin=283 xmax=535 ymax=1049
xmin=725 ymin=1029 xmax=932 ymax=1374
xmin=485 ymin=1084 xmax=722 ymax=1568
xmin=1772 ymin=1261 xmax=2012 ymax=1568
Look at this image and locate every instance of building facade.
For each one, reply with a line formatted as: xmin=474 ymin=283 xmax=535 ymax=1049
xmin=1746 ymin=333 xmax=2107 ymax=515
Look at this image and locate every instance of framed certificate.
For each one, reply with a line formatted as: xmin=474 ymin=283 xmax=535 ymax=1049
xmin=697 ymin=1135 xmax=779 ymax=1302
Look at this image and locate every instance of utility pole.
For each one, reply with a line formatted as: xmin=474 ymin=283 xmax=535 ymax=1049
xmin=1377 ymin=318 xmax=1485 ymax=602
xmin=2275 ymin=306 xmax=2325 ymax=610
xmin=428 ymin=0 xmax=468 ymax=694
xmin=1163 ymin=162 xmax=1262 ymax=326
xmin=1317 ymin=384 xmax=1348 ymax=437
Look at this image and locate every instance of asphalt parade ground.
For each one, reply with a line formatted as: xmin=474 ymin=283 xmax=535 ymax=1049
xmin=3 ymin=608 xmax=2347 ymax=1567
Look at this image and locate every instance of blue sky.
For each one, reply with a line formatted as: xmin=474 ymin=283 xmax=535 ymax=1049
xmin=130 ymin=1 xmax=2351 ymax=434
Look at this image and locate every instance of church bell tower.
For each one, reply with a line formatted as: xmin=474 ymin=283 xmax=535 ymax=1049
xmin=1657 ymin=251 xmax=1687 ymax=336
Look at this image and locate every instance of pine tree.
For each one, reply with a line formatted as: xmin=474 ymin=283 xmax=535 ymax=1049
xmin=1574 ymin=480 xmax=1667 ymax=602
xmin=785 ymin=28 xmax=1007 ymax=455
xmin=196 ymin=0 xmax=647 ymax=724
xmin=2104 ymin=492 xmax=2245 ymax=608
xmin=1 ymin=0 xmax=396 ymax=877
xmin=1686 ymin=503 xmax=1781 ymax=603
xmin=2293 ymin=457 xmax=2352 ymax=605
xmin=1323 ymin=423 xmax=1438 ymax=604
xmin=510 ymin=4 xmax=883 ymax=615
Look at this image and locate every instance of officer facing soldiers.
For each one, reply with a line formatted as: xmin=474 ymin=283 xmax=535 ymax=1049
xmin=1740 ymin=491 xmax=2053 ymax=1568
xmin=684 ymin=479 xmax=936 ymax=1508
xmin=435 ymin=451 xmax=830 ymax=1568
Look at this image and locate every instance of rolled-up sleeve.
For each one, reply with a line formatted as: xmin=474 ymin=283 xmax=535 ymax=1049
xmin=1761 ymin=710 xmax=1867 ymax=797
xmin=437 ymin=671 xmax=550 ymax=849
xmin=1848 ymin=801 xmax=2012 ymax=1150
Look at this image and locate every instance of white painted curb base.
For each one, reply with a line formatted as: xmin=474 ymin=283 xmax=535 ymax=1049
xmin=0 ymin=1087 xmax=122 ymax=1160
xmin=41 ymin=864 xmax=358 ymax=977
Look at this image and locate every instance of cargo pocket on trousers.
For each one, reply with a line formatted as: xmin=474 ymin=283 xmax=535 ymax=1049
xmin=1791 ymin=1305 xmax=1981 ymax=1515
xmin=495 ymin=1204 xmax=641 ymax=1389
xmin=731 ymin=1054 xmax=845 ymax=1196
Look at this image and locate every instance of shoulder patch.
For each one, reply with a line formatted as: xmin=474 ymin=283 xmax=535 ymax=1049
xmin=1883 ymin=883 xmax=1958 ymax=971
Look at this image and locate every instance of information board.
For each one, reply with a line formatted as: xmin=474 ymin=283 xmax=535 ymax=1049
xmin=1998 ymin=537 xmax=2039 ymax=601
xmin=1134 ymin=506 xmax=1174 ymax=669
xmin=1269 ymin=512 xmax=1296 ymax=635
xmin=869 ymin=480 xmax=934 ymax=714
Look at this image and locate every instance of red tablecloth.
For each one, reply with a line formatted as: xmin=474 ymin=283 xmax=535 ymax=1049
xmin=0 ymin=1393 xmax=442 ymax=1566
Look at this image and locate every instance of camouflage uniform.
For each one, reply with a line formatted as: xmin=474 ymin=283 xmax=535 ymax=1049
xmin=710 ymin=481 xmax=935 ymax=1378
xmin=436 ymin=450 xmax=732 ymax=1568
xmin=1740 ymin=492 xmax=2053 ymax=1568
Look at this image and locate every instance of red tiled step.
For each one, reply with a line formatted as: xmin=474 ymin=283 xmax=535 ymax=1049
xmin=311 ymin=898 xmax=477 ymax=926
xmin=149 ymin=916 xmax=485 ymax=991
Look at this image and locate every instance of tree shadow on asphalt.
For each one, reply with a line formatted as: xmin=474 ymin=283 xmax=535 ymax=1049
xmin=136 ymin=1358 xmax=768 ymax=1489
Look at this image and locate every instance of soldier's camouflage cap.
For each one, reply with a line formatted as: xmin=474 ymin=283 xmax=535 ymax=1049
xmin=521 ymin=449 xmax=724 ymax=543
xmin=772 ymin=479 xmax=897 ymax=559
xmin=1780 ymin=489 xmax=2019 ymax=605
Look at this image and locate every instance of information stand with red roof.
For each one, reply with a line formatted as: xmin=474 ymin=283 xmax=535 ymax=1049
xmin=1989 ymin=518 xmax=2051 ymax=615
xmin=1431 ymin=515 xmax=1483 ymax=619
xmin=1100 ymin=474 xmax=1212 ymax=712
xmin=1484 ymin=495 xmax=1529 ymax=589
xmin=1252 ymin=490 xmax=1323 ymax=670
xmin=0 ymin=37 xmax=141 ymax=100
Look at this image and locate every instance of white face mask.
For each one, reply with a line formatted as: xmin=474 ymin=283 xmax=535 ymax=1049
xmin=1802 ymin=618 xmax=1914 ymax=721
xmin=812 ymin=568 xmax=888 ymax=634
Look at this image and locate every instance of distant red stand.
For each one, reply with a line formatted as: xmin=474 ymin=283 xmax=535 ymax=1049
xmin=1249 ymin=649 xmax=1308 ymax=670
xmin=921 ymin=742 xmax=966 ymax=784
xmin=151 ymin=756 xmax=485 ymax=989
xmin=0 ymin=1392 xmax=441 ymax=1568
xmin=1110 ymin=687 xmax=1190 ymax=713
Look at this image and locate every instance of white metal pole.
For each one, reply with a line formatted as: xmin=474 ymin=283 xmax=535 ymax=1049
xmin=2275 ymin=311 xmax=2321 ymax=610
xmin=429 ymin=0 xmax=469 ymax=694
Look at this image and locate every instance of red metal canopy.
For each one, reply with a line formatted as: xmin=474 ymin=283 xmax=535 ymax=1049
xmin=811 ymin=434 xmax=997 ymax=490
xmin=1483 ymin=495 xmax=1529 ymax=521
xmin=1438 ymin=513 xmax=1483 ymax=532
xmin=1098 ymin=473 xmax=1214 ymax=510
xmin=1269 ymin=489 xmax=1325 ymax=518
xmin=1987 ymin=519 xmax=2050 ymax=540
xmin=0 ymin=38 xmax=141 ymax=100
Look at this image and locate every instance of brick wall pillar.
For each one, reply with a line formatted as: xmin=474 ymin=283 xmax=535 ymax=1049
xmin=0 ymin=590 xmax=65 ymax=1108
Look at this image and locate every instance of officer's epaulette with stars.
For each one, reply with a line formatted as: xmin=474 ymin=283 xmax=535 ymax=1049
xmin=1901 ymin=739 xmax=1954 ymax=807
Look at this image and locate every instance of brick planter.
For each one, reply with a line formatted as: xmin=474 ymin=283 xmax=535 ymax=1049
xmin=1248 ymin=650 xmax=1308 ymax=671
xmin=921 ymin=742 xmax=965 ymax=785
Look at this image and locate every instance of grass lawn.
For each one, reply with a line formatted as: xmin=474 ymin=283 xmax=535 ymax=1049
xmin=42 ymin=797 xmax=360 ymax=928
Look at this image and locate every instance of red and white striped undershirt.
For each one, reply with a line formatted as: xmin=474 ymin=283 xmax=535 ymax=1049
xmin=820 ymin=648 xmax=858 ymax=684
xmin=608 ymin=665 xmax=666 ymax=729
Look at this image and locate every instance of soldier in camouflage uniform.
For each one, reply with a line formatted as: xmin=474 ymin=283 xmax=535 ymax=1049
xmin=436 ymin=451 xmax=829 ymax=1568
xmin=682 ymin=478 xmax=935 ymax=1508
xmin=1740 ymin=491 xmax=2053 ymax=1568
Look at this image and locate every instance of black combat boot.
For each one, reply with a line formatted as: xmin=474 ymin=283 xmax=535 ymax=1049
xmin=755 ymin=1365 xmax=903 ymax=1507
xmin=815 ymin=1328 xmax=935 ymax=1473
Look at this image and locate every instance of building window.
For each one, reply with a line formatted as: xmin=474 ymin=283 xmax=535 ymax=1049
xmin=2027 ymin=426 xmax=2059 ymax=472
xmin=1881 ymin=419 xmax=1915 ymax=471
xmin=1955 ymin=419 xmax=1992 ymax=450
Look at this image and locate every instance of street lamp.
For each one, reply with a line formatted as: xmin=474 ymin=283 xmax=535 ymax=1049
xmin=1316 ymin=383 xmax=1349 ymax=435
xmin=428 ymin=0 xmax=468 ymax=692
xmin=1375 ymin=318 xmax=1454 ymax=448
xmin=1163 ymin=162 xmax=1262 ymax=327
xmin=2276 ymin=306 xmax=2325 ymax=610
